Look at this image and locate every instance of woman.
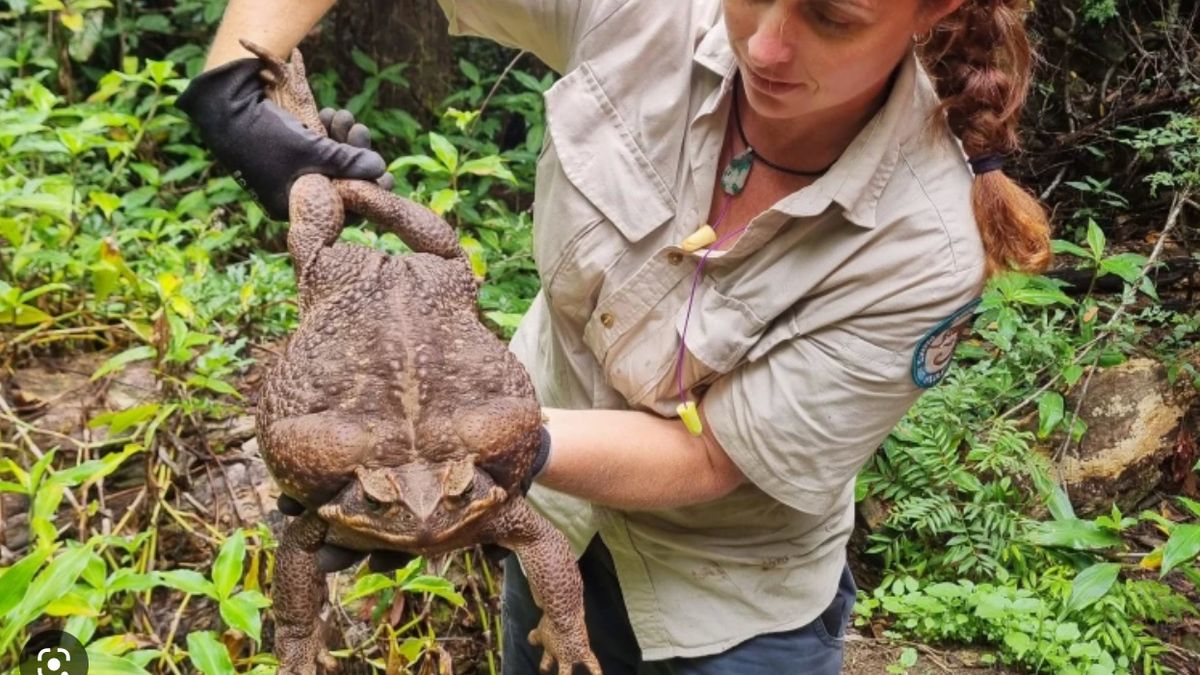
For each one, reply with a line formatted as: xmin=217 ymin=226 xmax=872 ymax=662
xmin=179 ymin=0 xmax=1051 ymax=673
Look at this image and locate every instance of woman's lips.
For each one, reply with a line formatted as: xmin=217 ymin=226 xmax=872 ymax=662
xmin=744 ymin=68 xmax=801 ymax=95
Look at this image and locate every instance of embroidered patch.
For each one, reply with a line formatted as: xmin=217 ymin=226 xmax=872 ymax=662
xmin=911 ymin=298 xmax=981 ymax=388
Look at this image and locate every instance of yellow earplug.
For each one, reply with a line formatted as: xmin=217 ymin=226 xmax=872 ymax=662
xmin=680 ymin=225 xmax=717 ymax=253
xmin=677 ymin=400 xmax=703 ymax=436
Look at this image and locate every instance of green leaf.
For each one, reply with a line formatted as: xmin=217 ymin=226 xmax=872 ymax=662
xmin=1004 ymin=631 xmax=1033 ymax=655
xmin=1065 ymin=563 xmax=1120 ymax=614
xmin=1051 ymin=240 xmax=1092 ymax=259
xmin=92 ymin=346 xmax=155 ymax=380
xmin=86 ymin=651 xmax=153 ymax=675
xmin=106 ymin=569 xmax=160 ymax=594
xmin=155 ymin=570 xmax=217 ymax=598
xmin=458 ymin=59 xmax=480 ymax=83
xmin=429 ymin=189 xmax=461 ymax=216
xmin=459 ymin=156 xmax=517 ymax=183
xmin=51 ymin=444 xmax=142 ymax=487
xmin=428 ymin=132 xmax=458 ymax=173
xmin=2 ymin=543 xmax=93 ymax=645
xmin=387 ymin=154 xmax=448 ymax=175
xmin=212 ymin=530 xmax=246 ymax=600
xmin=89 ymin=404 xmax=160 ymax=435
xmin=1161 ymin=524 xmax=1200 ymax=576
xmin=1176 ymin=497 xmax=1200 ymax=520
xmin=401 ymin=575 xmax=465 ymax=607
xmin=1098 ymin=253 xmax=1146 ymax=283
xmin=186 ymin=631 xmax=235 ymax=675
xmin=1086 ymin=220 xmax=1106 ymax=259
xmin=219 ymin=593 xmax=262 ymax=642
xmin=341 ymin=573 xmax=396 ymax=605
xmin=1063 ymin=364 xmax=1085 ymax=386
xmin=0 ymin=547 xmax=51 ymax=616
xmin=1037 ymin=392 xmax=1064 ymax=439
xmin=185 ymin=375 xmax=242 ymax=398
xmin=1025 ymin=519 xmax=1122 ymax=550
xmin=350 ymin=48 xmax=379 ymax=74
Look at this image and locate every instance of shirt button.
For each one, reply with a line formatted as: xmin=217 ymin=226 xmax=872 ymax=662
xmin=600 ymin=312 xmax=615 ymax=328
xmin=667 ymin=251 xmax=684 ymax=265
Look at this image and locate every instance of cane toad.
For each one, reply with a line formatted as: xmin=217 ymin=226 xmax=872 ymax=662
xmin=243 ymin=41 xmax=600 ymax=675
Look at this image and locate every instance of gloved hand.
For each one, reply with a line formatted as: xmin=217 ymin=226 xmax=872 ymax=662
xmin=175 ymin=58 xmax=389 ymax=220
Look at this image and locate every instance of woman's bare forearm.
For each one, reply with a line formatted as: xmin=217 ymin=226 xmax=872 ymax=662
xmin=537 ymin=407 xmax=746 ymax=511
xmin=204 ymin=0 xmax=338 ymax=70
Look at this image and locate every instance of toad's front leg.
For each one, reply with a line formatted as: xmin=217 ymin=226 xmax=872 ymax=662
xmin=274 ymin=512 xmax=332 ymax=675
xmin=487 ymin=498 xmax=601 ymax=675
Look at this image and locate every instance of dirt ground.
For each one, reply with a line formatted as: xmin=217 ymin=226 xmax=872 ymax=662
xmin=843 ymin=633 xmax=1021 ymax=674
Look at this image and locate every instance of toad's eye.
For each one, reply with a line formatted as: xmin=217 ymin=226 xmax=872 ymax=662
xmin=363 ymin=494 xmax=386 ymax=512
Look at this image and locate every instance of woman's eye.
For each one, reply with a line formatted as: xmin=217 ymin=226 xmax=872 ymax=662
xmin=813 ymin=13 xmax=852 ymax=32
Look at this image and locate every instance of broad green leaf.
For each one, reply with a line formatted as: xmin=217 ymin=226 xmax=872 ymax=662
xmin=1051 ymin=240 xmax=1092 ymax=260
xmin=92 ymin=346 xmax=155 ymax=380
xmin=1037 ymin=392 xmax=1064 ymax=439
xmin=460 ymin=235 xmax=487 ymax=278
xmin=429 ymin=188 xmax=460 ymax=216
xmin=388 ymin=154 xmax=447 ymax=175
xmin=1063 ymin=364 xmax=1085 ymax=386
xmin=88 ymin=634 xmax=139 ymax=656
xmin=59 ymin=10 xmax=84 ymax=31
xmin=1086 ymin=220 xmax=1106 ymax=259
xmin=1098 ymin=253 xmax=1146 ymax=283
xmin=459 ymin=156 xmax=517 ymax=183
xmin=155 ymin=570 xmax=216 ymax=598
xmin=86 ymin=651 xmax=152 ymax=675
xmin=1025 ymin=519 xmax=1121 ymax=550
xmin=50 ymin=444 xmax=142 ymax=487
xmin=350 ymin=48 xmax=378 ymax=74
xmin=0 ymin=547 xmax=51 ymax=615
xmin=185 ymin=375 xmax=242 ymax=398
xmin=458 ymin=59 xmax=480 ymax=83
xmin=428 ymin=132 xmax=458 ymax=173
xmin=1004 ymin=631 xmax=1033 ymax=655
xmin=1065 ymin=563 xmax=1120 ymax=614
xmin=3 ymin=543 xmax=93 ymax=645
xmin=341 ymin=573 xmax=396 ymax=605
xmin=89 ymin=404 xmax=160 ymax=435
xmin=106 ymin=569 xmax=160 ymax=594
xmin=402 ymin=575 xmax=465 ymax=606
xmin=2 ymin=304 xmax=52 ymax=325
xmin=1176 ymin=497 xmax=1200 ymax=520
xmin=213 ymin=530 xmax=246 ymax=599
xmin=219 ymin=593 xmax=262 ymax=642
xmin=45 ymin=588 xmax=102 ymax=617
xmin=1161 ymin=524 xmax=1200 ymax=576
xmin=186 ymin=631 xmax=235 ymax=675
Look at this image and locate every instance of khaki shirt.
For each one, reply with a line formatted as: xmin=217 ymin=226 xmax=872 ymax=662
xmin=438 ymin=0 xmax=986 ymax=660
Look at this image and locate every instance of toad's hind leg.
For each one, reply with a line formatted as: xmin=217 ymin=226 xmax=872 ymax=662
xmin=288 ymin=173 xmax=345 ymax=291
xmin=487 ymin=498 xmax=601 ymax=675
xmin=335 ymin=180 xmax=464 ymax=261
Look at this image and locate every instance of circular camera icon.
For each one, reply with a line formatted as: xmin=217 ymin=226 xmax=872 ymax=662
xmin=19 ymin=630 xmax=88 ymax=675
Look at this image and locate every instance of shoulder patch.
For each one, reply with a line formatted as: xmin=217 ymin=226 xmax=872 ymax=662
xmin=911 ymin=298 xmax=980 ymax=388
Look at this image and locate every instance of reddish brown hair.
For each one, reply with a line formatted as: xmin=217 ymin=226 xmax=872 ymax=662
xmin=920 ymin=0 xmax=1052 ymax=277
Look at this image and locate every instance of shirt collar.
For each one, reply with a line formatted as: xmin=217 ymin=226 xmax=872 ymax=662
xmin=692 ymin=19 xmax=939 ymax=231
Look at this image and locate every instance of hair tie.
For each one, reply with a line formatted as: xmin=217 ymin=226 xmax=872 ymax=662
xmin=969 ymin=154 xmax=1005 ymax=176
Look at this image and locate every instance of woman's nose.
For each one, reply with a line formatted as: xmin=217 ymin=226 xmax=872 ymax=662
xmin=746 ymin=16 xmax=793 ymax=70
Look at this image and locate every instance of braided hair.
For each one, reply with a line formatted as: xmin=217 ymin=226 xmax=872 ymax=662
xmin=920 ymin=0 xmax=1052 ymax=276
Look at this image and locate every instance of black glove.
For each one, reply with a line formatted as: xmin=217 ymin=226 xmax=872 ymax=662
xmin=176 ymin=58 xmax=388 ymax=220
xmin=520 ymin=426 xmax=553 ymax=494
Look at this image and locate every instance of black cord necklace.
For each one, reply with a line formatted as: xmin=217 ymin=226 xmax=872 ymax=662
xmin=721 ymin=72 xmax=836 ymax=196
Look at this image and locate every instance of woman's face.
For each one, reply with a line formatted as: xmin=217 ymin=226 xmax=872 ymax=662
xmin=723 ymin=0 xmax=955 ymax=120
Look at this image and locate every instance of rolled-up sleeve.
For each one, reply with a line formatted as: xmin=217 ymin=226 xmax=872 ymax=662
xmin=436 ymin=0 xmax=619 ymax=72
xmin=702 ymin=326 xmax=923 ymax=516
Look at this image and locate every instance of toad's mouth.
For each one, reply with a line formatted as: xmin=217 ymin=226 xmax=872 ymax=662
xmin=318 ymin=485 xmax=509 ymax=548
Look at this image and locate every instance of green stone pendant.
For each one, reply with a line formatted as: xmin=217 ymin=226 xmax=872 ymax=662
xmin=721 ymin=148 xmax=754 ymax=196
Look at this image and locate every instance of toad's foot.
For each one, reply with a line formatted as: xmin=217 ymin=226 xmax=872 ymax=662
xmin=487 ymin=497 xmax=601 ymax=674
xmin=529 ymin=615 xmax=603 ymax=675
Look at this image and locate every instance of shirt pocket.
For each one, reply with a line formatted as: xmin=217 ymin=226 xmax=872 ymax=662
xmin=535 ymin=61 xmax=676 ymax=327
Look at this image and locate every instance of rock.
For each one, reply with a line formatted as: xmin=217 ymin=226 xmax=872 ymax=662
xmin=1036 ymin=358 xmax=1198 ymax=517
